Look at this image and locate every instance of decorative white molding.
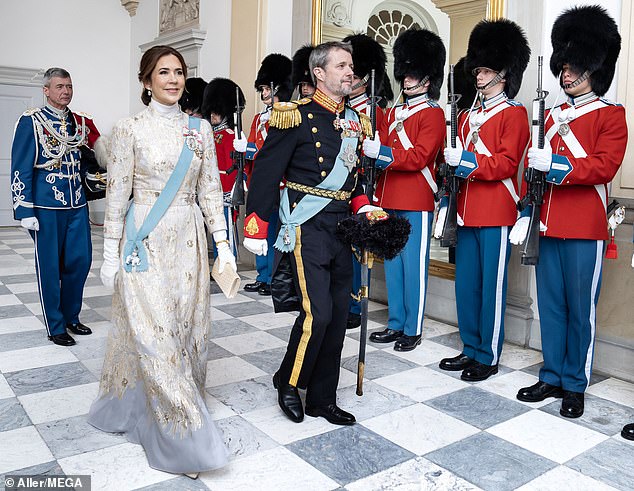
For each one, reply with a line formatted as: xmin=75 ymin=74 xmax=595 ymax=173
xmin=140 ymin=28 xmax=207 ymax=76
xmin=432 ymin=0 xmax=487 ymax=20
xmin=121 ymin=0 xmax=140 ymax=17
xmin=0 ymin=66 xmax=45 ymax=86
xmin=159 ymin=0 xmax=200 ymax=34
xmin=324 ymin=0 xmax=353 ymax=28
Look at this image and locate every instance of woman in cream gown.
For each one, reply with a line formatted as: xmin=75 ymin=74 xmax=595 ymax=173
xmin=89 ymin=46 xmax=233 ymax=475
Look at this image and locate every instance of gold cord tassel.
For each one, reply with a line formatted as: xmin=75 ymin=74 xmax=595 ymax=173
xmin=359 ymin=113 xmax=373 ymax=137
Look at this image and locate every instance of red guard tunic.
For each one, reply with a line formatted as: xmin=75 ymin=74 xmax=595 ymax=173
xmin=455 ymin=92 xmax=530 ymax=226
xmin=375 ymin=94 xmax=445 ymax=211
xmin=245 ymin=109 xmax=270 ymax=181
xmin=213 ymin=123 xmax=236 ymax=193
xmin=535 ymin=94 xmax=627 ymax=240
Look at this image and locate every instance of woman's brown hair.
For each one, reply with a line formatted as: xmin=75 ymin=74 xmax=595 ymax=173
xmin=138 ymin=45 xmax=188 ymax=105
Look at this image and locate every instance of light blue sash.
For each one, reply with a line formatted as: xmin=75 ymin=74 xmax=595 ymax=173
xmin=123 ymin=116 xmax=200 ymax=272
xmin=275 ymin=107 xmax=360 ymax=252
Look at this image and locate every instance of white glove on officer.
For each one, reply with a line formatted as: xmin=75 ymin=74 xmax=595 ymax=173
xmin=434 ymin=206 xmax=447 ymax=239
xmin=527 ymin=147 xmax=552 ymax=173
xmin=244 ymin=237 xmax=267 ymax=256
xmin=357 ymin=204 xmax=382 ymax=215
xmin=20 ymin=217 xmax=39 ymax=231
xmin=100 ymin=238 xmax=120 ymax=292
xmin=213 ymin=231 xmax=237 ymax=273
xmin=233 ymin=131 xmax=248 ymax=153
xmin=444 ymin=147 xmax=462 ymax=167
xmin=362 ymin=131 xmax=381 ymax=159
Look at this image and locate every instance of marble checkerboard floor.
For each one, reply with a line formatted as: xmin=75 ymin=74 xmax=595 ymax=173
xmin=1 ymin=226 xmax=633 ymax=491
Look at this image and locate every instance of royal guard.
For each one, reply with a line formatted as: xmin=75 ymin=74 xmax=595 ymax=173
xmin=201 ymin=77 xmax=246 ymax=254
xmin=292 ymin=44 xmax=316 ymax=98
xmin=363 ymin=28 xmax=446 ymax=351
xmin=11 ymin=67 xmax=100 ymax=346
xmin=437 ymin=20 xmax=531 ymax=379
xmin=234 ymin=53 xmax=293 ymax=296
xmin=340 ymin=33 xmax=391 ymax=330
xmin=511 ymin=6 xmax=627 ymax=419
xmin=179 ymin=77 xmax=207 ymax=117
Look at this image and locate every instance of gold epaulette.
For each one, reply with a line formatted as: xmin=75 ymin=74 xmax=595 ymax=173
xmin=359 ymin=113 xmax=373 ymax=137
xmin=74 ymin=111 xmax=93 ymax=119
xmin=23 ymin=107 xmax=40 ymax=116
xmin=269 ymin=101 xmax=302 ymax=129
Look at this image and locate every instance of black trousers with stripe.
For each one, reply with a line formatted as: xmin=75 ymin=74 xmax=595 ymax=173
xmin=277 ymin=211 xmax=352 ymax=407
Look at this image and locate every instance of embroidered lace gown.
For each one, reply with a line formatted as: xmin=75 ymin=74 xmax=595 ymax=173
xmin=88 ymin=101 xmax=229 ymax=473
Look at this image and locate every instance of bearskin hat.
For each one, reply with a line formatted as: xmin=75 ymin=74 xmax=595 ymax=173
xmin=393 ymin=28 xmax=446 ymax=100
xmin=550 ymin=5 xmax=621 ymax=97
xmin=254 ymin=53 xmax=293 ymax=102
xmin=464 ymin=19 xmax=530 ymax=99
xmin=201 ymin=78 xmax=246 ymax=128
xmin=292 ymin=44 xmax=315 ymax=88
xmin=179 ymin=77 xmax=207 ymax=114
xmin=342 ymin=34 xmax=388 ymax=96
xmin=453 ymin=57 xmax=477 ymax=110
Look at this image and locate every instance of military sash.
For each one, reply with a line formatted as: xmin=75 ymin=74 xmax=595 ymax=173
xmin=274 ymin=106 xmax=359 ymax=253
xmin=122 ymin=116 xmax=200 ymax=272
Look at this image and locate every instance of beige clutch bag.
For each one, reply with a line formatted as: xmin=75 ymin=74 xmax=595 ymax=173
xmin=211 ymin=260 xmax=241 ymax=299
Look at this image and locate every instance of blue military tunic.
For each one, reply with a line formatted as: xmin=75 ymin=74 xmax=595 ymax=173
xmin=11 ymin=105 xmax=93 ymax=337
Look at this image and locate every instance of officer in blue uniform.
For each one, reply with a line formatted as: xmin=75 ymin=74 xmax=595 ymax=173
xmin=11 ymin=67 xmax=97 ymax=346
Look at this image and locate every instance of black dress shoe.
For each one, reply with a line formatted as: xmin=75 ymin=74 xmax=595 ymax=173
xmin=560 ymin=390 xmax=584 ymax=418
xmin=461 ymin=361 xmax=498 ymax=381
xmin=244 ymin=280 xmax=265 ymax=292
xmin=66 ymin=322 xmax=92 ymax=335
xmin=258 ymin=283 xmax=271 ymax=296
xmin=394 ymin=334 xmax=421 ymax=352
xmin=439 ymin=353 xmax=475 ymax=371
xmin=305 ymin=404 xmax=356 ymax=425
xmin=369 ymin=328 xmax=403 ymax=343
xmin=48 ymin=333 xmax=76 ymax=346
xmin=621 ymin=423 xmax=634 ymax=441
xmin=346 ymin=313 xmax=361 ymax=330
xmin=272 ymin=372 xmax=303 ymax=423
xmin=516 ymin=381 xmax=564 ymax=402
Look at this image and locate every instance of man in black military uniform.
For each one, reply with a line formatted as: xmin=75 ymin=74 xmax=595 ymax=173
xmin=243 ymin=41 xmax=379 ymax=425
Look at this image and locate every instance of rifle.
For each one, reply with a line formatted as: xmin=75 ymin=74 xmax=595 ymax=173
xmin=437 ymin=64 xmax=460 ymax=248
xmin=357 ymin=69 xmax=377 ymax=396
xmin=517 ymin=56 xmax=548 ymax=265
xmin=228 ymin=86 xmax=246 ymax=207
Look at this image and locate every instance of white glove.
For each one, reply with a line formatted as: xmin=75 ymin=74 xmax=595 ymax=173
xmin=362 ymin=131 xmax=381 ymax=159
xmin=213 ymin=231 xmax=237 ymax=273
xmin=527 ymin=147 xmax=552 ymax=173
xmin=233 ymin=131 xmax=248 ymax=153
xmin=100 ymin=238 xmax=120 ymax=292
xmin=509 ymin=217 xmax=530 ymax=245
xmin=631 ymin=252 xmax=634 ymax=268
xmin=357 ymin=204 xmax=382 ymax=214
xmin=244 ymin=237 xmax=267 ymax=256
xmin=444 ymin=147 xmax=462 ymax=167
xmin=509 ymin=216 xmax=548 ymax=245
xmin=20 ymin=217 xmax=39 ymax=231
xmin=434 ymin=206 xmax=447 ymax=239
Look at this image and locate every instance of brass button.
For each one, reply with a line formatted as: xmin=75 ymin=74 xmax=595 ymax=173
xmin=318 ymin=156 xmax=324 ymax=163
xmin=308 ymin=113 xmax=314 ymax=119
xmin=560 ymin=147 xmax=564 ymax=151
xmin=292 ymin=202 xmax=297 ymax=208
xmin=321 ymin=171 xmax=327 ymax=177
xmin=312 ymin=127 xmax=318 ymax=133
xmin=315 ymin=141 xmax=321 ymax=148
